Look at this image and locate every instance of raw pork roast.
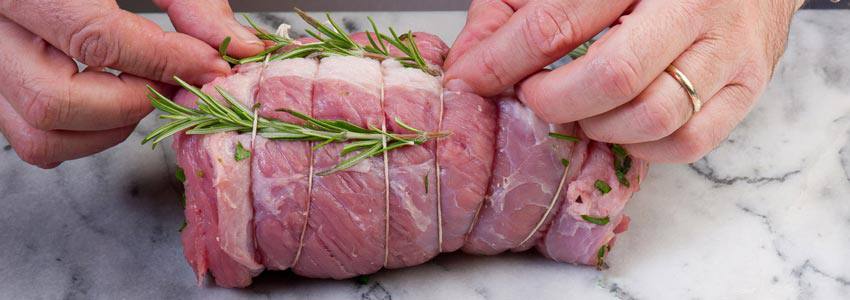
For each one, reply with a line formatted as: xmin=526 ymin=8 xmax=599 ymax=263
xmin=172 ymin=32 xmax=648 ymax=287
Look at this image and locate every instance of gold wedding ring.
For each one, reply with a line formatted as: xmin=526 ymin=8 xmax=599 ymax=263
xmin=666 ymin=65 xmax=702 ymax=114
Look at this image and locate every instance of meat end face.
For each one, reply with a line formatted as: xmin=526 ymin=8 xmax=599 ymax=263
xmin=536 ymin=139 xmax=648 ymax=266
xmin=462 ymin=98 xmax=576 ymax=255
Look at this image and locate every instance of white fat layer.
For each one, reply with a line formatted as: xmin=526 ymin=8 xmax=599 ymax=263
xmin=317 ymin=56 xmax=382 ymax=95
xmin=206 ymin=133 xmax=263 ymax=271
xmin=264 ymin=58 xmax=319 ymax=79
xmin=381 ymin=59 xmax=441 ymax=93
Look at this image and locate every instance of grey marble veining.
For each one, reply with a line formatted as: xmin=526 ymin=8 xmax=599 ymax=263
xmin=1 ymin=10 xmax=849 ymax=300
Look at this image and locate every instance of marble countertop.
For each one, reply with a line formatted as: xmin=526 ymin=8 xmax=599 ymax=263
xmin=1 ymin=10 xmax=848 ymax=300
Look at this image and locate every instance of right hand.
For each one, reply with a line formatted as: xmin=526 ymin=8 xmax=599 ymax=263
xmin=0 ymin=0 xmax=262 ymax=169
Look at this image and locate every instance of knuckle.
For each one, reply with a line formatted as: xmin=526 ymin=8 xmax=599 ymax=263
xmin=674 ymin=127 xmax=717 ymax=163
xmin=578 ymin=119 xmax=614 ymax=142
xmin=120 ymin=95 xmax=151 ymax=126
xmin=735 ymin=59 xmax=770 ymax=96
xmin=531 ymin=101 xmax=562 ymax=124
xmin=519 ymin=85 xmax=566 ymax=124
xmin=479 ymin=48 xmax=513 ymax=91
xmin=69 ymin=14 xmax=120 ymax=67
xmin=591 ymin=54 xmax=643 ymax=100
xmin=635 ymin=100 xmax=680 ymax=140
xmin=20 ymin=84 xmax=69 ymax=130
xmin=521 ymin=2 xmax=581 ymax=60
xmin=725 ymin=83 xmax=759 ymax=114
xmin=12 ymin=132 xmax=54 ymax=166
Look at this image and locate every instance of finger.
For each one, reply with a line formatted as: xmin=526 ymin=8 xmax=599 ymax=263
xmin=624 ymin=83 xmax=757 ymax=163
xmin=0 ymin=17 xmax=173 ymax=131
xmin=517 ymin=1 xmax=705 ymax=124
xmin=0 ymin=1 xmax=229 ymax=85
xmin=0 ymin=95 xmax=136 ymax=168
xmin=579 ymin=37 xmax=742 ymax=144
xmin=153 ymin=0 xmax=265 ymax=58
xmin=443 ymin=0 xmax=525 ymax=69
xmin=444 ymin=0 xmax=634 ymax=95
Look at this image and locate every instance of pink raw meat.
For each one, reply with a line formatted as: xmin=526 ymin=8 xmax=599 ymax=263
xmin=381 ymin=59 xmax=442 ymax=268
xmin=251 ymin=58 xmax=318 ymax=270
xmin=436 ymin=91 xmax=498 ymax=252
xmin=293 ymin=56 xmax=387 ymax=279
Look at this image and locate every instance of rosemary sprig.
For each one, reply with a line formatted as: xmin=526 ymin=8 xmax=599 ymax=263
xmin=142 ymin=77 xmax=448 ymax=175
xmin=221 ymin=10 xmax=439 ymax=75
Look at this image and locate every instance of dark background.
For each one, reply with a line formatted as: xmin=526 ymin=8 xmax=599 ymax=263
xmin=119 ymin=0 xmax=849 ymax=12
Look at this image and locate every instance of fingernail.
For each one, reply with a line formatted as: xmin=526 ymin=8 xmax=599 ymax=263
xmin=231 ymin=22 xmax=263 ymax=46
xmin=444 ymin=79 xmax=474 ymax=93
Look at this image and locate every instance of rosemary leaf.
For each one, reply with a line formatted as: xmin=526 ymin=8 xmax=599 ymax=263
xmin=594 ymin=180 xmax=611 ymax=194
xmin=178 ymin=221 xmax=187 ymax=232
xmin=616 ymin=170 xmax=631 ymax=188
xmin=424 ymin=172 xmax=429 ymax=194
xmin=311 ymin=138 xmax=334 ymax=152
xmin=596 ymin=244 xmax=609 ymax=270
xmin=219 ymin=37 xmax=239 ymax=64
xmin=611 ymin=144 xmax=632 ymax=187
xmin=549 ymin=132 xmax=580 ymax=142
xmin=581 ymin=215 xmax=610 ymax=225
xmin=175 ymin=167 xmax=186 ymax=183
xmin=234 ymin=142 xmax=251 ymax=162
xmin=355 ymin=275 xmax=370 ymax=285
xmin=568 ymin=40 xmax=595 ymax=59
xmin=316 ymin=142 xmax=383 ymax=176
xmin=367 ymin=17 xmax=389 ymax=54
xmin=243 ymin=14 xmax=288 ymax=43
xmin=341 ymin=140 xmax=380 ymax=156
xmin=394 ymin=117 xmax=424 ymax=134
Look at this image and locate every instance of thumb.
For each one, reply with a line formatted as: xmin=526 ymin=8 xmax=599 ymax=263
xmin=154 ymin=0 xmax=265 ymax=58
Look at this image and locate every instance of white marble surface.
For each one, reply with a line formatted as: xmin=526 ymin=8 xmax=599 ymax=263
xmin=1 ymin=10 xmax=848 ymax=300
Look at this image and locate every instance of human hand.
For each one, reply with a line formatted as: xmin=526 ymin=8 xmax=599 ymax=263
xmin=0 ymin=0 xmax=260 ymax=169
xmin=444 ymin=0 xmax=804 ymax=163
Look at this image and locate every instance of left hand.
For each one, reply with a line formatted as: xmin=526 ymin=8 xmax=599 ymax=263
xmin=444 ymin=0 xmax=804 ymax=163
xmin=0 ymin=0 xmax=260 ymax=169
